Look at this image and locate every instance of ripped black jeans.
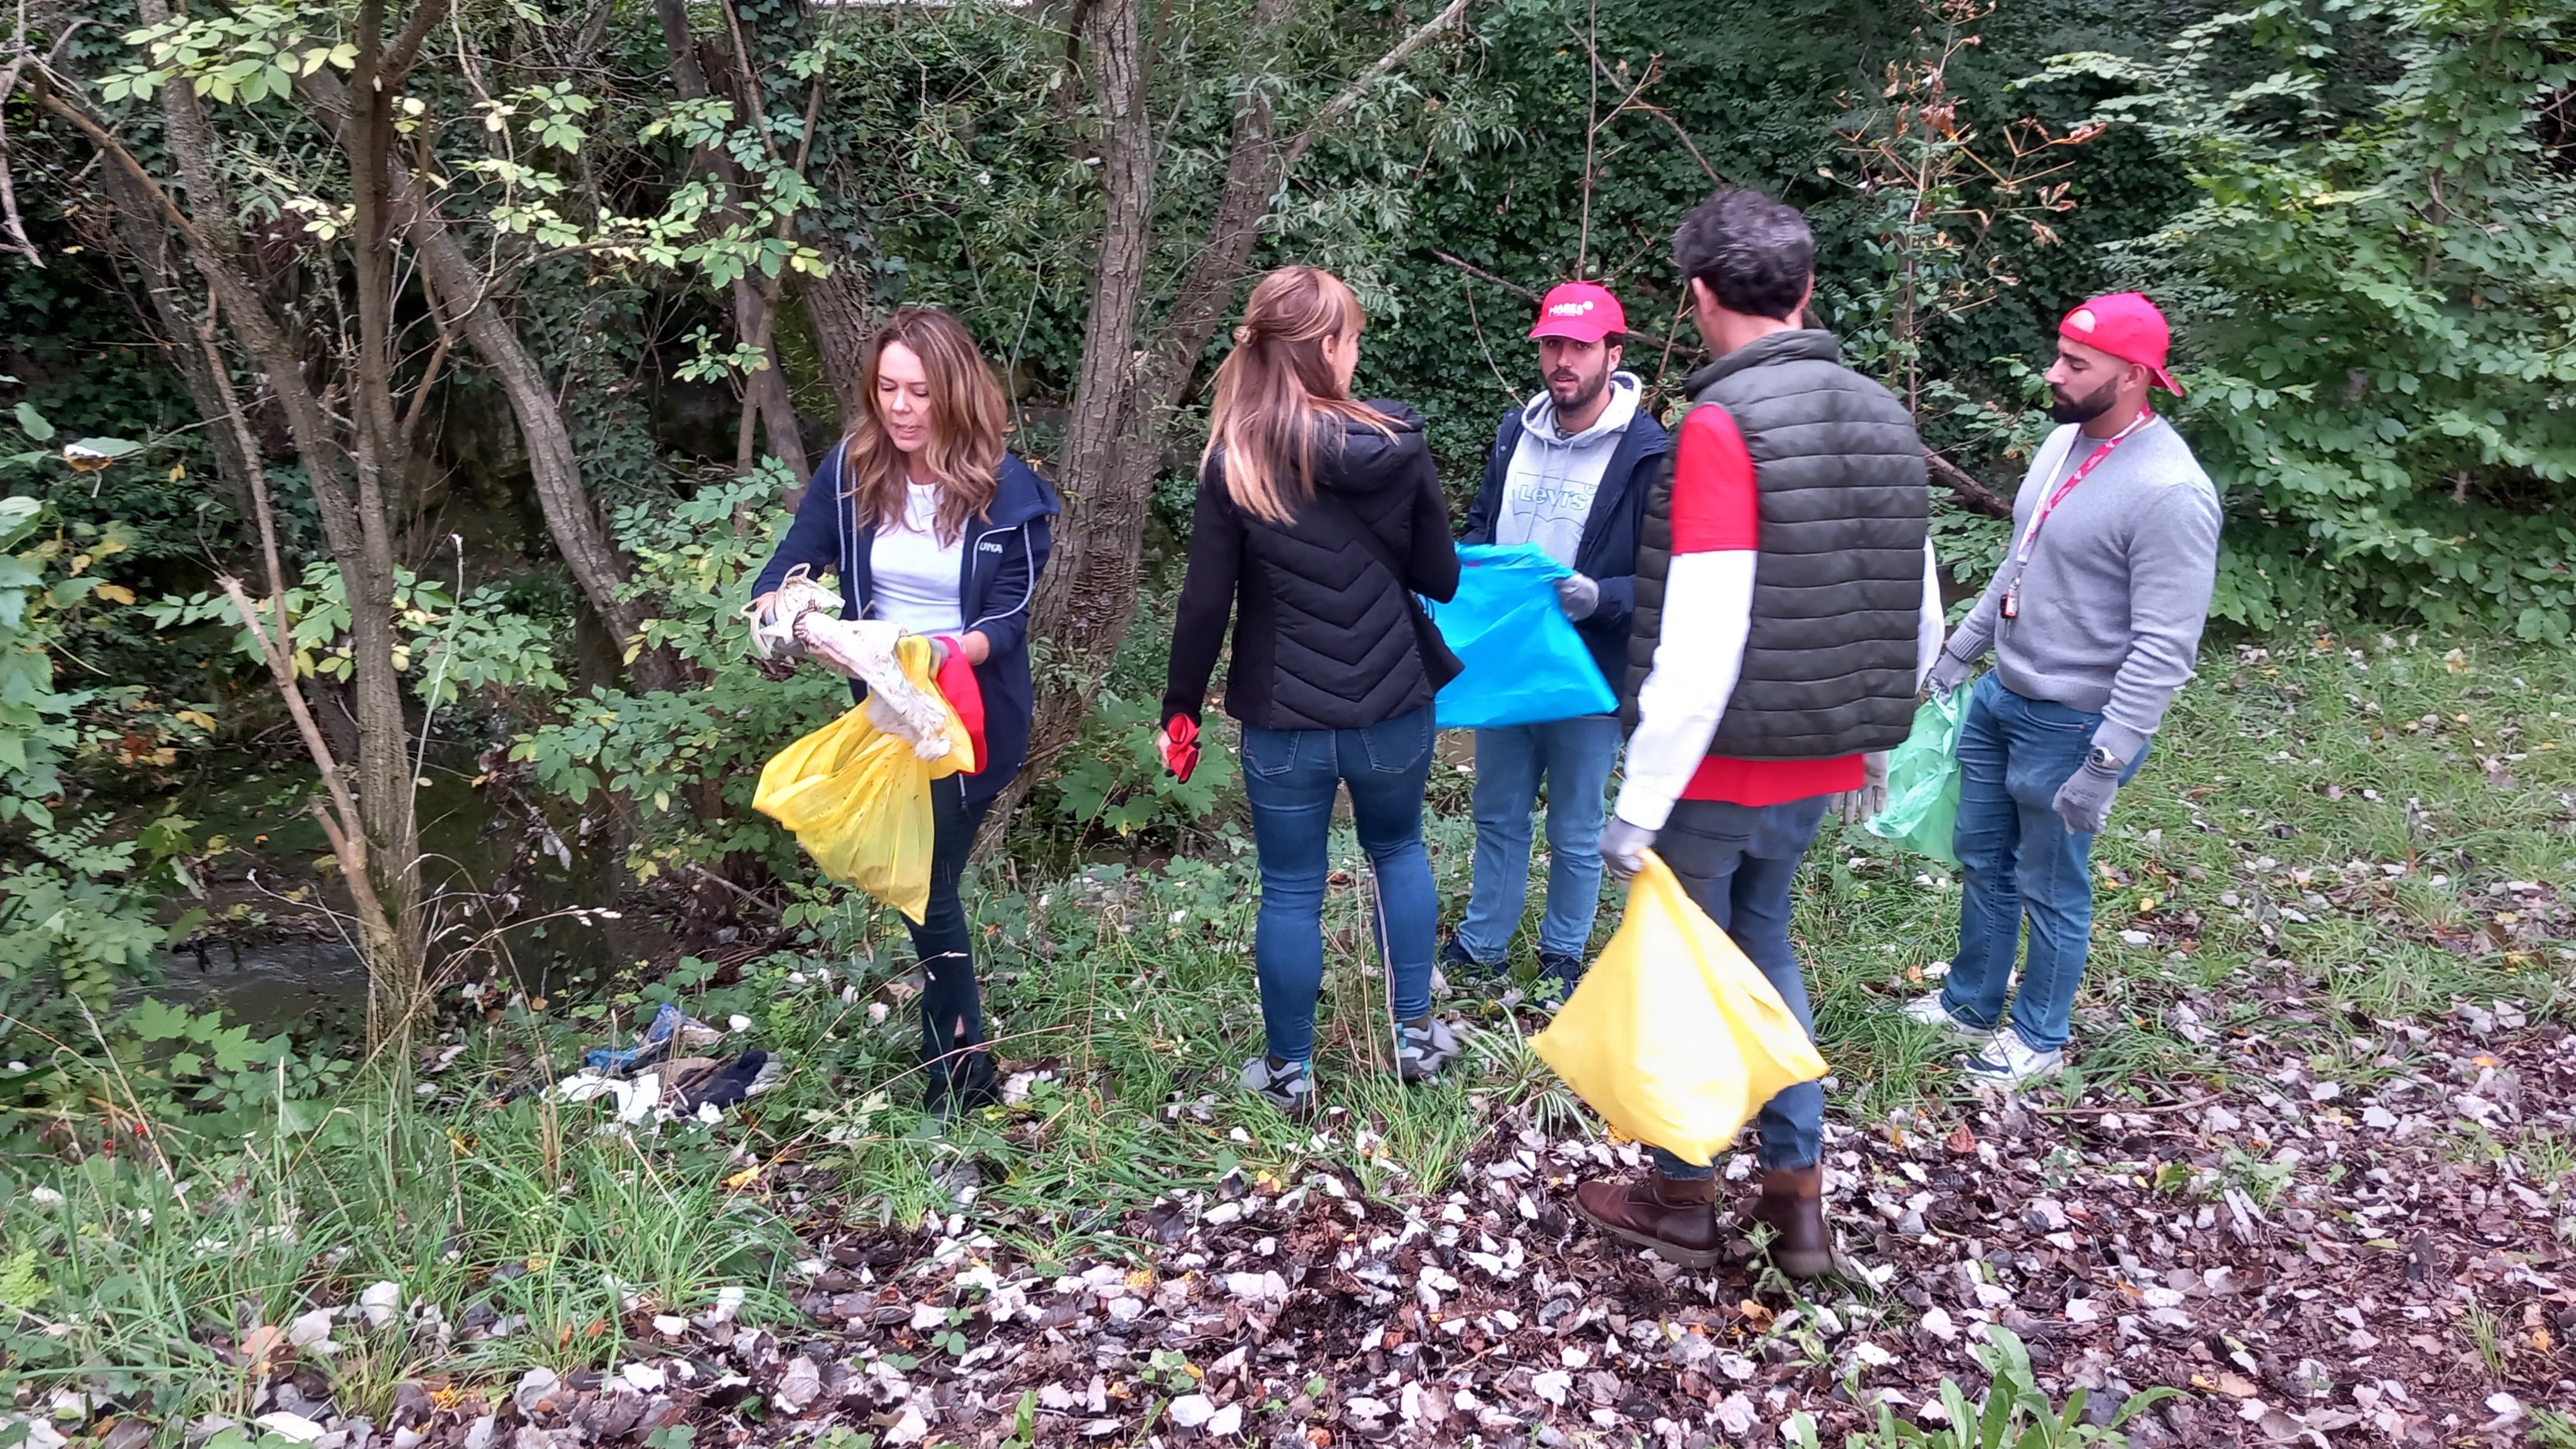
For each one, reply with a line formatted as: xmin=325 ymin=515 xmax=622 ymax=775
xmin=910 ymin=774 xmax=994 ymax=1106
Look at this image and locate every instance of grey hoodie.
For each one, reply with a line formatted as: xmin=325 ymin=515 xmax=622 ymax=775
xmin=1494 ymin=370 xmax=1644 ymax=568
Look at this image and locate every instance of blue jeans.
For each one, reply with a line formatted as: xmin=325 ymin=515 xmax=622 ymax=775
xmin=1941 ymin=673 xmax=2148 ymax=1054
xmin=1239 ymin=705 xmax=1439 ymax=1065
xmin=1456 ymin=715 xmax=1623 ymax=962
xmin=1645 ymin=794 xmax=1830 ymax=1176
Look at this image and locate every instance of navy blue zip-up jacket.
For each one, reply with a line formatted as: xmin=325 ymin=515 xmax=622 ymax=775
xmin=751 ymin=441 xmax=1060 ymax=804
xmin=1458 ymin=400 xmax=1670 ymax=688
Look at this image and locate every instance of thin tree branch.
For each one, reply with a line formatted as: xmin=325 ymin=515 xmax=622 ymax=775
xmin=0 ymin=52 xmax=41 ymax=266
xmin=1278 ymin=0 xmax=1479 ymax=172
xmin=1565 ymin=31 xmax=1727 ymax=188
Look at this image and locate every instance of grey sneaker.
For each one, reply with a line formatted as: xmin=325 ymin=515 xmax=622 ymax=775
xmin=1898 ymin=987 xmax=1995 ymax=1045
xmin=1961 ymin=1030 xmax=2066 ymax=1092
xmin=1239 ymin=1056 xmax=1318 ymax=1119
xmin=1396 ymin=1017 xmax=1461 ymax=1083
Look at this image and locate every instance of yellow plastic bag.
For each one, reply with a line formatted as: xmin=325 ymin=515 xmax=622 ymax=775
xmin=1532 ymin=850 xmax=1827 ymax=1166
xmin=753 ymin=636 xmax=974 ymax=922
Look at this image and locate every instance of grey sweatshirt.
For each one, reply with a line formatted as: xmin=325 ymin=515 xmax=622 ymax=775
xmin=1943 ymin=415 xmax=2222 ymax=764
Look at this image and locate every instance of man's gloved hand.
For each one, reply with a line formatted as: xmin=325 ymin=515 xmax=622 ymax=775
xmin=921 ymin=635 xmax=951 ymax=672
xmin=2051 ymin=758 xmax=2122 ymax=835
xmin=1840 ymin=751 xmax=1890 ymax=825
xmin=1925 ymin=649 xmax=1974 ymax=700
xmin=1555 ymin=572 xmax=1601 ymax=621
xmin=1599 ymin=816 xmax=1657 ymax=882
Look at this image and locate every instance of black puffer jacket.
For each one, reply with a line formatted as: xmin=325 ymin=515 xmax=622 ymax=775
xmin=1163 ymin=402 xmax=1461 ymax=732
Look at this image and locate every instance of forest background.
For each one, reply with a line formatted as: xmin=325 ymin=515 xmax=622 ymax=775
xmin=0 ymin=0 xmax=2572 ymax=1433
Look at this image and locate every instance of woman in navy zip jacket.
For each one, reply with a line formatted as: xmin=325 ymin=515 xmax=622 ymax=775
xmin=750 ymin=307 xmax=1059 ymax=1120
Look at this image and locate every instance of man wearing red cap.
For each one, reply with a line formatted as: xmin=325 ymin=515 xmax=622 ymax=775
xmin=1907 ymin=292 xmax=2222 ymax=1090
xmin=1446 ymin=282 xmax=1670 ymax=997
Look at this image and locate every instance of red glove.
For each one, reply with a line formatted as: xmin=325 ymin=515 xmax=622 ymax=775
xmin=931 ymin=636 xmax=987 ymax=774
xmin=1157 ymin=715 xmax=1200 ymax=783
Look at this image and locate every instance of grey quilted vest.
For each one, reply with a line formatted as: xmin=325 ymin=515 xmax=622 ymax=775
xmin=1623 ymin=330 xmax=1928 ymax=760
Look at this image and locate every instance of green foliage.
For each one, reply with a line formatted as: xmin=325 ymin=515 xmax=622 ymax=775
xmin=512 ymin=470 xmax=848 ymax=880
xmin=2041 ymin=0 xmax=2576 ymax=635
xmin=144 ymin=562 xmax=568 ymax=709
xmin=1044 ymin=690 xmax=1237 ymax=838
xmin=1788 ymin=1328 xmax=2174 ymax=1447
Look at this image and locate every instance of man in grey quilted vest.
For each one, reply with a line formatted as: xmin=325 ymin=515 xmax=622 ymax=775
xmin=1574 ymin=189 xmax=1944 ymax=1279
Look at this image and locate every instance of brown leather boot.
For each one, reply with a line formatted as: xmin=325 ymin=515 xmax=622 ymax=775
xmin=1573 ymin=1171 xmax=1724 ymax=1268
xmin=1745 ymin=1165 xmax=1833 ymax=1279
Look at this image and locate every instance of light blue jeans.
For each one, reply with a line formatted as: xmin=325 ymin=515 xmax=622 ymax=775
xmin=1239 ymin=705 xmax=1439 ymax=1065
xmin=1455 ymin=715 xmax=1623 ymax=962
xmin=1941 ymin=672 xmax=2149 ymax=1054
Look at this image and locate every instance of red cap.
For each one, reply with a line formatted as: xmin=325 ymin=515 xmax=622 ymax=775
xmin=1529 ymin=282 xmax=1627 ymax=343
xmin=2059 ymin=292 xmax=2183 ymax=397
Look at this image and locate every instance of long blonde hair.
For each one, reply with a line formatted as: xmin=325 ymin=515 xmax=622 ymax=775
xmin=840 ymin=307 xmax=1006 ymax=546
xmin=1203 ymin=267 xmax=1390 ymax=525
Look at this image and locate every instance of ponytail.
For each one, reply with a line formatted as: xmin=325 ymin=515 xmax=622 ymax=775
xmin=1203 ymin=266 xmax=1391 ymax=525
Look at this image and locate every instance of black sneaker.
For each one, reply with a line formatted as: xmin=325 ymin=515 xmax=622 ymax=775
xmin=926 ymin=1049 xmax=1001 ymax=1125
xmin=1441 ymin=933 xmax=1500 ymax=981
xmin=1537 ymin=951 xmax=1585 ymax=995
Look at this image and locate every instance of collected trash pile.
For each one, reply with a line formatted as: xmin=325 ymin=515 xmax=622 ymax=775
xmin=547 ymin=1001 xmax=782 ymax=1128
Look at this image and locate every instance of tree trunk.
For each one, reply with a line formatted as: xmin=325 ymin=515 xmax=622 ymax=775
xmin=653 ymin=0 xmax=810 ymax=486
xmin=1022 ymin=0 xmax=1155 ymax=781
xmin=797 ymin=261 xmax=878 ymax=425
xmin=372 ymin=148 xmax=687 ymax=692
xmin=1020 ymin=0 xmax=1482 ymax=777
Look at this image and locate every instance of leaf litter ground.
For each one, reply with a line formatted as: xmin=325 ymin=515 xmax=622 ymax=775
xmin=14 ymin=636 xmax=2575 ymax=1447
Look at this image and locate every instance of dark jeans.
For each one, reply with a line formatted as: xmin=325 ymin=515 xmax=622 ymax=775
xmin=1239 ymin=705 xmax=1438 ymax=1065
xmin=1941 ymin=672 xmax=2147 ymax=1054
xmin=1646 ymin=793 xmax=1830 ymax=1177
xmin=912 ymin=774 xmax=994 ymax=1094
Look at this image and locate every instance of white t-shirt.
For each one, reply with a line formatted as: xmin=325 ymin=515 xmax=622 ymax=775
xmin=868 ymin=482 xmax=965 ymax=635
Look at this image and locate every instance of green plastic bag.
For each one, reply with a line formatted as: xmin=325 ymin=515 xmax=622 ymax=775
xmin=1868 ymin=691 xmax=1967 ymax=864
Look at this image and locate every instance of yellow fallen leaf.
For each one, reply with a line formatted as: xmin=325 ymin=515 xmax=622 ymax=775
xmin=723 ymin=1167 xmax=760 ymax=1191
xmin=93 ymin=583 xmax=136 ymax=605
xmin=176 ymin=709 xmax=218 ymax=732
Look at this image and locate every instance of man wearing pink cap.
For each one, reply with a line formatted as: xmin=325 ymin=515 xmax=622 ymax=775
xmin=1907 ymin=292 xmax=2223 ymax=1089
xmin=1446 ymin=282 xmax=1669 ymax=996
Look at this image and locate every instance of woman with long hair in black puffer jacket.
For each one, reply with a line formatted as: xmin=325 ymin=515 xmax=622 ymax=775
xmin=1159 ymin=266 xmax=1463 ymax=1120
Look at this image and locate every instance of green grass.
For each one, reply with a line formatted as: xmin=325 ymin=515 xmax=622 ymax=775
xmin=4 ymin=631 xmax=2571 ymax=1417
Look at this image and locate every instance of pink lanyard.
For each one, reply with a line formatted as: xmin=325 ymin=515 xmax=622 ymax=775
xmin=2004 ymin=413 xmax=2150 ymax=618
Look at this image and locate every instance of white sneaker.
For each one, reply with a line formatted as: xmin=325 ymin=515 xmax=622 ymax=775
xmin=1897 ymin=989 xmax=1995 ymax=1044
xmin=1961 ymin=1031 xmax=2066 ymax=1092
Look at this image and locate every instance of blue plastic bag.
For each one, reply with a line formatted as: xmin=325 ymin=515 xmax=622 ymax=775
xmin=1429 ymin=544 xmax=1618 ymax=729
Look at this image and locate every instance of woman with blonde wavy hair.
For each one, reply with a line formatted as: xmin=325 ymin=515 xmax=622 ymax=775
xmin=1159 ymin=266 xmax=1464 ymax=1118
xmin=751 ymin=306 xmax=1060 ymax=1123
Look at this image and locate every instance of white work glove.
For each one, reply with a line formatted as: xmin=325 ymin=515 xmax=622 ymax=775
xmin=1555 ymin=572 xmax=1601 ymax=621
xmin=1839 ymin=751 xmax=1890 ymax=825
xmin=1599 ymin=816 xmax=1656 ymax=883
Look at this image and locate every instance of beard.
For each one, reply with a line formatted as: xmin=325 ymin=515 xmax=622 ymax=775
xmin=1549 ymin=368 xmax=1609 ymax=413
xmin=2049 ymin=376 xmax=2121 ymax=424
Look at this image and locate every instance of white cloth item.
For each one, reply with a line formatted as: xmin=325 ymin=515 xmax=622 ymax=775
xmin=1493 ymin=371 xmax=1643 ymax=567
xmin=1613 ymin=540 xmax=1946 ymax=832
xmin=868 ymin=482 xmax=966 ymax=635
xmin=790 ymin=613 xmax=954 ymax=761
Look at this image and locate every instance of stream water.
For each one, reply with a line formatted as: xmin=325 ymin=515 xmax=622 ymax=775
xmin=140 ymin=754 xmax=680 ymax=1036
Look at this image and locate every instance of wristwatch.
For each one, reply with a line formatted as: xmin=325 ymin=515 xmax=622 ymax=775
xmin=2087 ymin=744 xmax=2125 ymax=773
